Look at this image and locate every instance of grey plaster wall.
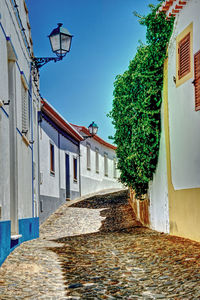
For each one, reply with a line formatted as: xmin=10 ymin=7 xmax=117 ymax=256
xmin=39 ymin=192 xmax=66 ymax=224
xmin=70 ymin=190 xmax=80 ymax=200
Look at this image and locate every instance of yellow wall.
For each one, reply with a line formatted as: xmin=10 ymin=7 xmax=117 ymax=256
xmin=164 ymin=59 xmax=200 ymax=242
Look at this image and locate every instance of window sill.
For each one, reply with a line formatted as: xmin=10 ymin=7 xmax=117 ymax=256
xmin=11 ymin=234 xmax=22 ymax=240
xmin=176 ymin=72 xmax=193 ymax=87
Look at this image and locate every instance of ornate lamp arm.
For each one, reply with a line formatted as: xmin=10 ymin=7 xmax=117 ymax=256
xmin=32 ymin=56 xmax=63 ymax=69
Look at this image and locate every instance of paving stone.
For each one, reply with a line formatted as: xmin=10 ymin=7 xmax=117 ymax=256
xmin=0 ymin=189 xmax=200 ymax=299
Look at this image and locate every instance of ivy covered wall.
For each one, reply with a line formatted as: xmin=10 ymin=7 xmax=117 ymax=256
xmin=109 ymin=2 xmax=174 ymax=198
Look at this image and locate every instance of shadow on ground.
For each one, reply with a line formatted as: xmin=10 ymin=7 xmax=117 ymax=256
xmin=69 ymin=189 xmax=142 ymax=232
xmin=47 ymin=190 xmax=200 ymax=299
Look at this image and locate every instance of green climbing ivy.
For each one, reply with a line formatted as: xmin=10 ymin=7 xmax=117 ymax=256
xmin=108 ymin=2 xmax=174 ymax=198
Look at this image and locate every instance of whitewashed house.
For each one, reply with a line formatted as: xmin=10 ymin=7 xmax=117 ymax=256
xmin=156 ymin=0 xmax=200 ymax=242
xmin=0 ymin=0 xmax=40 ymax=265
xmin=130 ymin=0 xmax=200 ymax=242
xmin=39 ymin=100 xmax=83 ymax=223
xmin=71 ymin=124 xmax=123 ymax=196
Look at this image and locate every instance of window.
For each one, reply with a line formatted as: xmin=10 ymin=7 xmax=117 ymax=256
xmin=178 ymin=32 xmax=191 ymax=80
xmin=73 ymin=157 xmax=78 ymax=182
xmin=86 ymin=143 xmax=91 ymax=170
xmin=176 ymin=23 xmax=193 ymax=87
xmin=21 ymin=80 xmax=29 ymax=135
xmin=50 ymin=143 xmax=55 ymax=174
xmin=104 ymin=153 xmax=108 ymax=177
xmin=113 ymin=158 xmax=117 ymax=178
xmin=95 ymin=148 xmax=99 ymax=173
xmin=194 ymin=50 xmax=200 ymax=111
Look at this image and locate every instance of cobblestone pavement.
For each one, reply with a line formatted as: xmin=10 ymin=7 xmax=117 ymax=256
xmin=1 ymin=189 xmax=200 ymax=299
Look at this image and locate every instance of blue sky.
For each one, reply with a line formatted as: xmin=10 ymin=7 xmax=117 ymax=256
xmin=27 ymin=0 xmax=158 ymax=143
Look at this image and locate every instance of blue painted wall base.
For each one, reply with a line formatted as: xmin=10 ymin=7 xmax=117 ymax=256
xmin=0 ymin=217 xmax=39 ymax=266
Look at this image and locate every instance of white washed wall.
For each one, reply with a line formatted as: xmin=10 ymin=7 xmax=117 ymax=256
xmin=0 ymin=27 xmax=10 ymax=221
xmin=80 ymin=138 xmax=123 ymax=196
xmin=168 ymin=0 xmax=200 ymax=190
xmin=39 ymin=120 xmax=60 ymax=198
xmin=149 ymin=102 xmax=169 ymax=233
xmin=0 ymin=0 xmax=40 ymax=222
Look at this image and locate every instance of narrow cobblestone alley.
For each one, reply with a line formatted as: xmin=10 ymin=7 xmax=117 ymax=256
xmin=1 ymin=190 xmax=200 ymax=299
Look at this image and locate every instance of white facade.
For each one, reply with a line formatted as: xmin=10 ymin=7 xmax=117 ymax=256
xmin=78 ymin=131 xmax=123 ymax=196
xmin=0 ymin=0 xmax=40 ymax=265
xmin=147 ymin=0 xmax=200 ymax=235
xmin=39 ymin=102 xmax=82 ymax=223
xmin=167 ymin=0 xmax=200 ymax=190
xmin=148 ymin=102 xmax=169 ymax=233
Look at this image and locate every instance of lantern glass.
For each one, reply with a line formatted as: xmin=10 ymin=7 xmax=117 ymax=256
xmin=88 ymin=122 xmax=98 ymax=136
xmin=61 ymin=33 xmax=72 ymax=52
xmin=49 ymin=34 xmax=60 ymax=53
xmin=49 ymin=23 xmax=73 ymax=58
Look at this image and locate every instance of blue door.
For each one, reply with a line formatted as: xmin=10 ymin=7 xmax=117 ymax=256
xmin=65 ymin=154 xmax=70 ymax=199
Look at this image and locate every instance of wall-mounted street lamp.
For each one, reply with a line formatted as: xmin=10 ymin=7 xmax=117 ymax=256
xmin=32 ymin=23 xmax=73 ymax=69
xmin=83 ymin=121 xmax=99 ymax=140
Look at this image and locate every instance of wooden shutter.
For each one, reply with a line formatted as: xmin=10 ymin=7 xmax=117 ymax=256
xmin=194 ymin=50 xmax=200 ymax=111
xmin=178 ymin=32 xmax=191 ymax=79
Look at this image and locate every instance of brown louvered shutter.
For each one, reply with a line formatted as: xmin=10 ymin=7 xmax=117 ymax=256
xmin=194 ymin=50 xmax=200 ymax=111
xmin=178 ymin=32 xmax=191 ymax=80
